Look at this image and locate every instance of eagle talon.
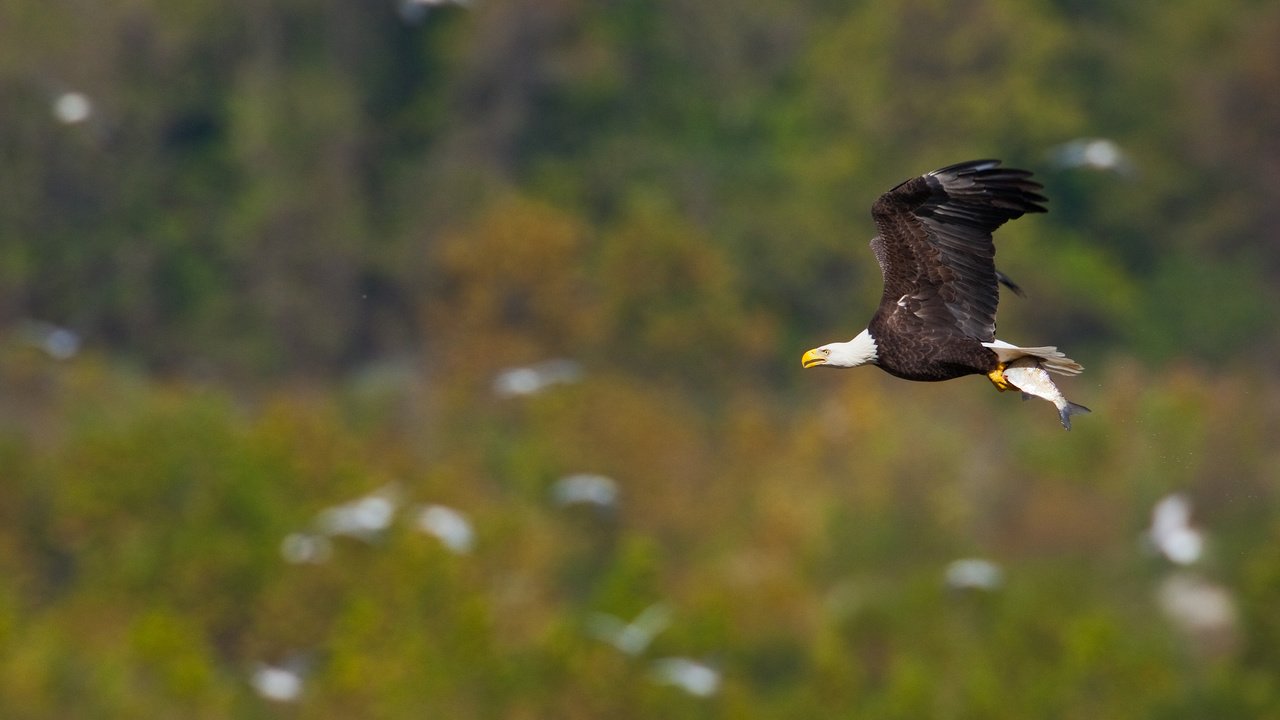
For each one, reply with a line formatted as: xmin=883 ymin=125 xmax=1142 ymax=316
xmin=987 ymin=364 xmax=1013 ymax=392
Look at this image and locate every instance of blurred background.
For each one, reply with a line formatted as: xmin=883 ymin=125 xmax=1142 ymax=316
xmin=2 ymin=0 xmax=1280 ymax=716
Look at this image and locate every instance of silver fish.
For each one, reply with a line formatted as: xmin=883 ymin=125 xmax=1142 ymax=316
xmin=1002 ymin=358 xmax=1091 ymax=430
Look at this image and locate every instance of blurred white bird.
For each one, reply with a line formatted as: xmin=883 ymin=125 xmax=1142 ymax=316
xmin=250 ymin=660 xmax=306 ymax=702
xmin=1147 ymin=493 xmax=1204 ymax=565
xmin=414 ymin=504 xmax=475 ymax=554
xmin=650 ymin=657 xmax=721 ymax=697
xmin=1156 ymin=571 xmax=1238 ymax=659
xmin=1049 ymin=138 xmax=1134 ymax=174
xmin=944 ymin=557 xmax=1004 ymax=591
xmin=315 ymin=484 xmax=401 ymax=541
xmin=586 ymin=602 xmax=672 ymax=656
xmin=551 ymin=473 xmax=619 ymax=509
xmin=492 ymin=359 xmax=582 ymax=398
xmin=53 ymin=91 xmax=93 ymax=125
xmin=17 ymin=320 xmax=81 ymax=360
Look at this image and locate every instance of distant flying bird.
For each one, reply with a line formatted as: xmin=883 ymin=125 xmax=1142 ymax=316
xmin=587 ymin=602 xmax=672 ymax=656
xmin=492 ymin=359 xmax=582 ymax=398
xmin=1147 ymin=494 xmax=1204 ymax=565
xmin=1049 ymin=138 xmax=1134 ymax=175
xmin=801 ymin=160 xmax=1090 ymax=429
xmin=650 ymin=657 xmax=722 ymax=697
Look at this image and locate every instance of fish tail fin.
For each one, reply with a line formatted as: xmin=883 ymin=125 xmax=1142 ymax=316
xmin=1058 ymin=401 xmax=1092 ymax=430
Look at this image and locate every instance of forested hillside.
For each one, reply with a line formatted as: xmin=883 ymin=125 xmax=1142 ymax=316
xmin=2 ymin=0 xmax=1280 ymax=716
xmin=5 ymin=0 xmax=1280 ymax=374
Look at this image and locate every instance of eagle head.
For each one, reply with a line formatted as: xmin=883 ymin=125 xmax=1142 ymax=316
xmin=802 ymin=329 xmax=878 ymax=369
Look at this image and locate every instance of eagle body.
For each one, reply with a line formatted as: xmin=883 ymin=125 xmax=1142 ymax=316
xmin=802 ymin=159 xmax=1090 ymax=428
xmin=865 ymin=312 xmax=998 ymax=382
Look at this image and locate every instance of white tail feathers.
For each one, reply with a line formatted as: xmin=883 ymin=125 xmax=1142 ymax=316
xmin=983 ymin=339 xmax=1084 ymax=376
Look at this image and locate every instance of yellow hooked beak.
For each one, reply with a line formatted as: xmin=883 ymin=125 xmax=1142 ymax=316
xmin=801 ymin=348 xmax=827 ymax=369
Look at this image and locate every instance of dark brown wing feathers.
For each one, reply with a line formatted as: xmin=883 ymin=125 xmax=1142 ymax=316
xmin=869 ymin=159 xmax=1046 ymax=343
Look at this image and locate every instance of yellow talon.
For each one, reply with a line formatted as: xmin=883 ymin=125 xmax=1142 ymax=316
xmin=987 ymin=363 xmax=1012 ymax=392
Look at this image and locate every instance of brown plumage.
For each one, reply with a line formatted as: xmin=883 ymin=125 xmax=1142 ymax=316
xmin=866 ymin=159 xmax=1046 ymax=381
xmin=801 ymin=159 xmax=1090 ymax=428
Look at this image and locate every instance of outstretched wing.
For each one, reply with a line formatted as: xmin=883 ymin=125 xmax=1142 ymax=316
xmin=868 ymin=159 xmax=1046 ymax=342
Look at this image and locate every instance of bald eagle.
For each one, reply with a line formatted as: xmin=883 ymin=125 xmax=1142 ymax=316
xmin=801 ymin=159 xmax=1090 ymax=429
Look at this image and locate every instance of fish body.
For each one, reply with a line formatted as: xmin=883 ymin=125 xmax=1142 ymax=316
xmin=1002 ymin=358 xmax=1091 ymax=429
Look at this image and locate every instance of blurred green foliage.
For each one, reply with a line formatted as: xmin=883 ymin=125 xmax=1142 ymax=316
xmin=3 ymin=345 xmax=1280 ymax=717
xmin=5 ymin=0 xmax=1280 ymax=372
xmin=2 ymin=0 xmax=1280 ymax=716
